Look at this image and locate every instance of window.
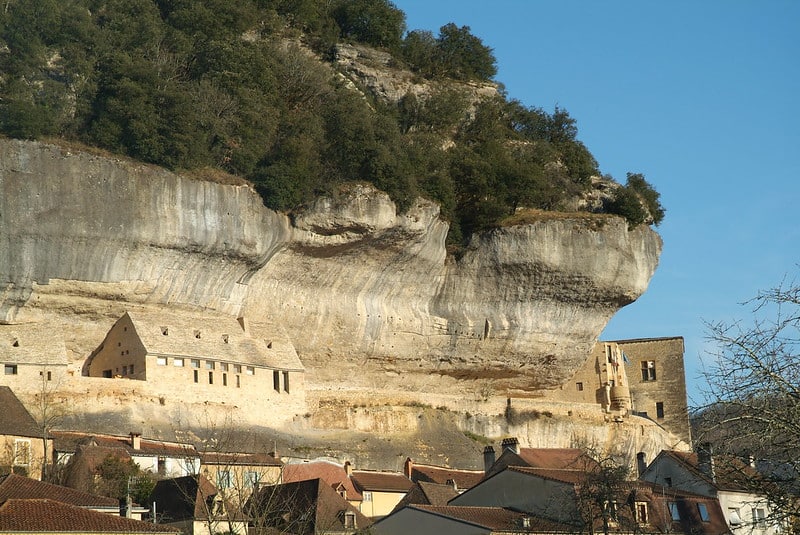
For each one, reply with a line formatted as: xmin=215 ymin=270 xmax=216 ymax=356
xmin=157 ymin=457 xmax=166 ymax=475
xmin=246 ymin=366 xmax=255 ymax=375
xmin=635 ymin=502 xmax=649 ymax=524
xmin=656 ymin=402 xmax=665 ymax=419
xmin=103 ymin=369 xmax=112 ymax=378
xmin=664 ymin=477 xmax=672 ymax=487
xmin=273 ymin=370 xmax=280 ymax=392
xmin=233 ymin=364 xmax=242 ymax=373
xmin=191 ymin=359 xmax=200 ymax=368
xmin=161 ymin=327 xmax=169 ymax=335
xmin=728 ymin=508 xmax=743 ymax=526
xmin=697 ymin=503 xmax=710 ymax=522
xmin=604 ymin=501 xmax=619 ymax=523
xmin=244 ymin=471 xmax=260 ymax=488
xmin=362 ymin=491 xmax=373 ymax=502
xmin=193 ymin=370 xmax=199 ymax=383
xmin=641 ymin=360 xmax=656 ymax=381
xmin=236 ymin=375 xmax=240 ymax=388
xmin=576 ymin=382 xmax=584 ymax=391
xmin=753 ymin=508 xmax=767 ymax=529
xmin=205 ymin=361 xmax=215 ymax=370
xmin=669 ymin=502 xmax=680 ymax=521
xmin=220 ymin=362 xmax=228 ymax=372
xmin=14 ymin=439 xmax=31 ymax=465
xmin=173 ymin=358 xmax=184 ymax=367
xmin=217 ymin=470 xmax=232 ymax=489
xmin=156 ymin=357 xmax=167 ymax=366
xmin=283 ymin=371 xmax=290 ymax=393
xmin=5 ymin=364 xmax=18 ymax=375
xmin=208 ymin=371 xmax=214 ymax=384
xmin=129 ymin=364 xmax=134 ymax=374
xmin=39 ymin=370 xmax=52 ymax=381
xmin=343 ymin=511 xmax=356 ymax=529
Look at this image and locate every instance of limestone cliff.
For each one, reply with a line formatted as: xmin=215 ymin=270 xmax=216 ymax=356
xmin=1 ymin=139 xmax=661 ymax=398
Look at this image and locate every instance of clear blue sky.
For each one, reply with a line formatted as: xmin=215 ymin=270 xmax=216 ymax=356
xmin=393 ymin=1 xmax=800 ymax=405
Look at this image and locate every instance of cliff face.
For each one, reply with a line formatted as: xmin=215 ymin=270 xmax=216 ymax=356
xmin=0 ymin=139 xmax=661 ymax=397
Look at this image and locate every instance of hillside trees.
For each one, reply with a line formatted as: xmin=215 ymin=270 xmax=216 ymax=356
xmin=698 ymin=272 xmax=800 ymax=528
xmin=0 ymin=0 xmax=663 ymax=242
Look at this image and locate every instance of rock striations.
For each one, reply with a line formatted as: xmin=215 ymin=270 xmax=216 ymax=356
xmin=0 ymin=139 xmax=671 ymax=466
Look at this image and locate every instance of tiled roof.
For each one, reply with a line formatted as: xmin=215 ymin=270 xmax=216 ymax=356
xmin=507 ymin=466 xmax=590 ymax=485
xmin=485 ymin=447 xmax=599 ymax=480
xmin=282 ymin=461 xmax=362 ymax=501
xmin=0 ymin=498 xmax=178 ymax=532
xmin=664 ymin=450 xmax=762 ymax=492
xmin=250 ymin=478 xmax=370 ymax=533
xmin=410 ymin=505 xmax=575 ymax=532
xmin=52 ymin=431 xmax=199 ymax=458
xmin=0 ymin=323 xmax=68 ymax=365
xmin=0 ymin=473 xmax=118 ymax=508
xmin=0 ymin=386 xmax=43 ymax=438
xmin=393 ymin=481 xmax=458 ymax=511
xmin=200 ymin=451 xmax=282 ymax=467
xmin=124 ymin=311 xmax=304 ymax=371
xmin=410 ymin=464 xmax=484 ymax=490
xmin=351 ymin=470 xmax=413 ymax=493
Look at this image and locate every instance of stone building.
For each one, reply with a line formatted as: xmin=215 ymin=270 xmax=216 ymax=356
xmin=553 ymin=337 xmax=690 ymax=445
xmin=85 ymin=311 xmax=305 ymax=408
xmin=0 ymin=323 xmax=69 ymax=393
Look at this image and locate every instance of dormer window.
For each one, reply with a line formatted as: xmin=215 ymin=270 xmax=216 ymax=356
xmin=342 ymin=511 xmax=356 ymax=529
xmin=635 ymin=502 xmax=649 ymax=524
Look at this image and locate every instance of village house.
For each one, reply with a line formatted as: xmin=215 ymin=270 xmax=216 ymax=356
xmin=349 ymin=469 xmax=413 ymax=519
xmin=248 ymin=478 xmax=371 ymax=534
xmin=0 ymin=472 xmax=119 ymax=515
xmin=85 ymin=311 xmax=305 ymax=412
xmin=0 ymin=387 xmax=50 ymax=480
xmin=0 ymin=324 xmax=70 ymax=393
xmin=52 ymin=431 xmax=200 ymax=479
xmin=282 ymin=460 xmax=363 ymax=511
xmin=640 ymin=447 xmax=781 ymax=535
xmin=199 ymin=450 xmax=282 ymax=505
xmin=148 ymin=474 xmax=247 ymax=535
xmin=403 ymin=457 xmax=484 ymax=492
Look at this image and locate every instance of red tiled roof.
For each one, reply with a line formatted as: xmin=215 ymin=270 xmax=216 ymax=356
xmin=410 ymin=464 xmax=484 ymax=490
xmin=0 ymin=499 xmax=178 ymax=532
xmin=282 ymin=461 xmax=362 ymax=501
xmin=351 ymin=470 xmax=413 ymax=493
xmin=507 ymin=466 xmax=590 ymax=485
xmin=0 ymin=473 xmax=118 ymax=508
xmin=516 ymin=448 xmax=598 ymax=470
xmin=52 ymin=431 xmax=199 ymax=458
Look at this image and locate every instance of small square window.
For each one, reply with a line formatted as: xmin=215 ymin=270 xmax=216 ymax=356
xmin=156 ymin=357 xmax=167 ymax=366
xmin=173 ymin=358 xmax=184 ymax=367
xmin=576 ymin=382 xmax=584 ymax=391
xmin=246 ymin=366 xmax=255 ymax=375
xmin=4 ymin=364 xmax=18 ymax=375
xmin=220 ymin=362 xmax=229 ymax=372
xmin=191 ymin=359 xmax=200 ymax=368
xmin=641 ymin=361 xmax=656 ymax=381
xmin=205 ymin=361 xmax=215 ymax=370
xmin=234 ymin=364 xmax=242 ymax=373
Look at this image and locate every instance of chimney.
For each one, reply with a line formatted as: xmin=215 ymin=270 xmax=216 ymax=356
xmin=501 ymin=437 xmax=520 ymax=455
xmin=483 ymin=446 xmax=496 ymax=473
xmin=130 ymin=432 xmax=141 ymax=450
xmin=446 ymin=478 xmax=457 ymax=492
xmin=237 ymin=316 xmax=248 ymax=333
xmin=344 ymin=460 xmax=353 ymax=476
xmin=404 ymin=457 xmax=413 ymax=479
xmin=697 ymin=443 xmax=716 ymax=482
xmin=636 ymin=452 xmax=647 ymax=477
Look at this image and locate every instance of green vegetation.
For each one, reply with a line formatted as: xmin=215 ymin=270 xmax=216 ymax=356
xmin=0 ymin=0 xmax=664 ymax=244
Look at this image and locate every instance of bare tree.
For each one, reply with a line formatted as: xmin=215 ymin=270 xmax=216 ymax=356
xmin=698 ymin=272 xmax=800 ymax=529
xmin=32 ymin=364 xmax=70 ymax=481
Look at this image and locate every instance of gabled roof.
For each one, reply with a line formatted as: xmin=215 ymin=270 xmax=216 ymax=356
xmin=121 ymin=311 xmax=304 ymax=371
xmin=0 ymin=498 xmax=178 ymax=533
xmin=657 ymin=450 xmax=762 ymax=493
xmin=0 ymin=473 xmax=118 ymax=509
xmin=506 ymin=466 xmax=591 ymax=485
xmin=405 ymin=505 xmax=575 ymax=532
xmin=351 ymin=470 xmax=413 ymax=493
xmin=200 ymin=451 xmax=282 ymax=467
xmin=0 ymin=323 xmax=68 ymax=366
xmin=409 ymin=463 xmax=484 ymax=490
xmin=282 ymin=461 xmax=362 ymax=501
xmin=52 ymin=431 xmax=199 ymax=459
xmin=486 ymin=447 xmax=598 ymax=479
xmin=149 ymin=474 xmax=239 ymax=522
xmin=0 ymin=386 xmax=42 ymax=438
xmin=249 ymin=478 xmax=371 ymax=534
xmin=393 ymin=481 xmax=458 ymax=511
